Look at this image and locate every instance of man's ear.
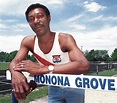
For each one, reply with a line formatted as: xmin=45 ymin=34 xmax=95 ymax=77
xmin=48 ymin=15 xmax=51 ymax=22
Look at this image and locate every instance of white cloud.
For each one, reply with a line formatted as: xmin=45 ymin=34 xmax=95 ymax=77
xmin=0 ymin=35 xmax=25 ymax=53
xmin=0 ymin=24 xmax=8 ymax=29
xmin=89 ymin=15 xmax=103 ymax=21
xmin=47 ymin=0 xmax=63 ymax=5
xmin=0 ymin=22 xmax=29 ymax=32
xmin=67 ymin=14 xmax=83 ymax=22
xmin=70 ymin=24 xmax=86 ymax=30
xmin=76 ymin=25 xmax=117 ymax=55
xmin=84 ymin=2 xmax=106 ymax=12
xmin=0 ymin=0 xmax=24 ymax=15
xmin=103 ymin=16 xmax=117 ymax=21
xmin=60 ymin=14 xmax=86 ymax=30
xmin=0 ymin=0 xmax=63 ymax=15
xmin=90 ymin=15 xmax=117 ymax=22
xmin=15 ymin=23 xmax=29 ymax=29
xmin=64 ymin=23 xmax=116 ymax=55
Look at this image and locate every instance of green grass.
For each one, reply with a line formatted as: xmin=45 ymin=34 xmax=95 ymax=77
xmin=19 ymin=86 xmax=48 ymax=103
xmin=91 ymin=69 xmax=117 ymax=76
xmin=0 ymin=94 xmax=12 ymax=103
xmin=0 ymin=86 xmax=48 ymax=103
xmin=0 ymin=62 xmax=10 ymax=70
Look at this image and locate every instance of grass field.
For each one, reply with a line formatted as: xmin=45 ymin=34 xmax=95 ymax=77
xmin=0 ymin=86 xmax=48 ymax=103
xmin=0 ymin=62 xmax=10 ymax=70
xmin=91 ymin=69 xmax=117 ymax=76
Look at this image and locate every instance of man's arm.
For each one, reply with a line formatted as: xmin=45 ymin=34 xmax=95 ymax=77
xmin=9 ymin=36 xmax=34 ymax=100
xmin=53 ymin=33 xmax=90 ymax=74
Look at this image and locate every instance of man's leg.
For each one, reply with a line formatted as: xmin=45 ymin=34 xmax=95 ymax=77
xmin=48 ymin=86 xmax=66 ymax=103
xmin=64 ymin=88 xmax=85 ymax=103
xmin=12 ymin=92 xmax=18 ymax=103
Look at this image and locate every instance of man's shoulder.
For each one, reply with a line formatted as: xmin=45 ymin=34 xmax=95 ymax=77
xmin=24 ymin=35 xmax=35 ymax=39
xmin=58 ymin=32 xmax=73 ymax=39
xmin=21 ymin=35 xmax=36 ymax=50
xmin=58 ymin=32 xmax=76 ymax=51
xmin=58 ymin=32 xmax=74 ymax=44
xmin=22 ymin=35 xmax=36 ymax=42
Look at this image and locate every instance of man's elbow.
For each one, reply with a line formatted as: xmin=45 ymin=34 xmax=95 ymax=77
xmin=84 ymin=61 xmax=90 ymax=74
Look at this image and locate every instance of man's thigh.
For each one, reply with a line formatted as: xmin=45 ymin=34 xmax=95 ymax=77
xmin=48 ymin=86 xmax=66 ymax=103
xmin=65 ymin=88 xmax=85 ymax=103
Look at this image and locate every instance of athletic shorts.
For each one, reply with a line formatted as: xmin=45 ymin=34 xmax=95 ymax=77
xmin=48 ymin=86 xmax=84 ymax=103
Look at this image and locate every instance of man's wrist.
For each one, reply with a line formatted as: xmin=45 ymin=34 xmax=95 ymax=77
xmin=48 ymin=65 xmax=54 ymax=74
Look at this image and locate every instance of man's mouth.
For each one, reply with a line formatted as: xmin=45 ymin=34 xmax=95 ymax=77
xmin=35 ymin=25 xmax=43 ymax=29
xmin=36 ymin=24 xmax=43 ymax=28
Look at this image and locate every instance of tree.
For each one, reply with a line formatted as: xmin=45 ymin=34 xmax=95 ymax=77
xmin=0 ymin=51 xmax=8 ymax=62
xmin=6 ymin=50 xmax=18 ymax=62
xmin=0 ymin=50 xmax=37 ymax=62
xmin=84 ymin=49 xmax=109 ymax=61
xmin=111 ymin=48 xmax=117 ymax=61
xmin=26 ymin=54 xmax=37 ymax=62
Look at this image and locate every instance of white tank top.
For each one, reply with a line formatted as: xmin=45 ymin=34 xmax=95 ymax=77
xmin=33 ymin=32 xmax=71 ymax=65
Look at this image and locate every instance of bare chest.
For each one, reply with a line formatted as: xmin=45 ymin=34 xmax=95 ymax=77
xmin=39 ymin=42 xmax=53 ymax=54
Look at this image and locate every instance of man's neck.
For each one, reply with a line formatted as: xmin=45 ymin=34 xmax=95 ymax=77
xmin=37 ymin=31 xmax=55 ymax=44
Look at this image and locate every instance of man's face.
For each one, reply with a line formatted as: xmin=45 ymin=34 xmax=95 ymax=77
xmin=28 ymin=8 xmax=51 ymax=36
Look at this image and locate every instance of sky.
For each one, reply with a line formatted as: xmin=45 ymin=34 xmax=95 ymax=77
xmin=0 ymin=0 xmax=117 ymax=55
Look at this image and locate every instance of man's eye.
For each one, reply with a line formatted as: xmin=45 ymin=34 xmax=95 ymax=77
xmin=37 ymin=15 xmax=44 ymax=19
xmin=28 ymin=18 xmax=34 ymax=22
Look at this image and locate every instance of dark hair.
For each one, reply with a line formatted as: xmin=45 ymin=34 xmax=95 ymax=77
xmin=25 ymin=3 xmax=50 ymax=22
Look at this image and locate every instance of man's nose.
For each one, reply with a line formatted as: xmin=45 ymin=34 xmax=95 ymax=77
xmin=34 ymin=18 xmax=40 ymax=23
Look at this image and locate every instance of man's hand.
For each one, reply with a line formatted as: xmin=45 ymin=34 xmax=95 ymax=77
xmin=13 ymin=60 xmax=45 ymax=75
xmin=12 ymin=71 xmax=31 ymax=100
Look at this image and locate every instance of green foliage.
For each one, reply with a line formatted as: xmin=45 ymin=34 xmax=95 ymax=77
xmin=0 ymin=50 xmax=17 ymax=62
xmin=26 ymin=55 xmax=37 ymax=62
xmin=6 ymin=50 xmax=18 ymax=62
xmin=111 ymin=48 xmax=117 ymax=61
xmin=0 ymin=52 xmax=9 ymax=62
xmin=0 ymin=50 xmax=36 ymax=62
xmin=84 ymin=49 xmax=109 ymax=61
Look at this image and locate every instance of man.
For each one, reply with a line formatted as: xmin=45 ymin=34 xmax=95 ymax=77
xmin=9 ymin=3 xmax=90 ymax=103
